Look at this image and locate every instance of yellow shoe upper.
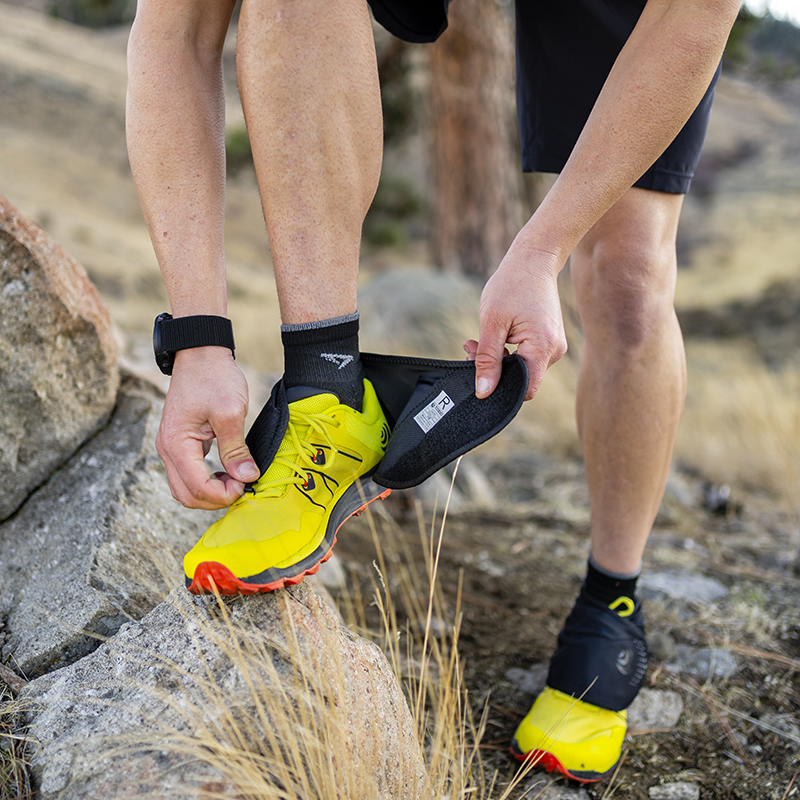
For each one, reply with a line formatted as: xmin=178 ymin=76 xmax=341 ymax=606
xmin=184 ymin=379 xmax=387 ymax=581
xmin=513 ymin=686 xmax=627 ymax=776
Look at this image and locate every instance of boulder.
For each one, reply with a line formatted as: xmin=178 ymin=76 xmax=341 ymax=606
xmin=0 ymin=374 xmax=217 ymax=676
xmin=0 ymin=196 xmax=119 ymax=521
xmin=21 ymin=583 xmax=431 ymax=800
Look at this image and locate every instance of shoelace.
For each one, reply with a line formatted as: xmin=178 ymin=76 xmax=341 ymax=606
xmin=245 ymin=409 xmax=340 ymax=498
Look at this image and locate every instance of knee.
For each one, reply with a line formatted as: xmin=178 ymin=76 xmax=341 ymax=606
xmin=129 ymin=0 xmax=232 ymax=59
xmin=573 ymin=237 xmax=678 ymax=352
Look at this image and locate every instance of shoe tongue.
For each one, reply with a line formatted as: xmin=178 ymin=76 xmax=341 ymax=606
xmin=285 ymin=385 xmax=340 ymax=405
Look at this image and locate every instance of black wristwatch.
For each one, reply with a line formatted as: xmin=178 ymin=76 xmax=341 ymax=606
xmin=153 ymin=313 xmax=236 ymax=375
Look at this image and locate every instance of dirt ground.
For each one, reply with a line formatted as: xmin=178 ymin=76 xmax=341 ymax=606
xmin=331 ymin=450 xmax=800 ymax=800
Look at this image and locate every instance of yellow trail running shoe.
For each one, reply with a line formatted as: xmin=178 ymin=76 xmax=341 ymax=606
xmin=185 ymin=379 xmax=390 ymax=595
xmin=511 ymin=687 xmax=627 ymax=782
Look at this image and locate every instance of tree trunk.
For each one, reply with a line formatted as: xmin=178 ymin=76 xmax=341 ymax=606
xmin=427 ymin=0 xmax=522 ymax=280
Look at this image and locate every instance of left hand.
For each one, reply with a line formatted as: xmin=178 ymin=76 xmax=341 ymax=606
xmin=464 ymin=242 xmax=567 ymax=401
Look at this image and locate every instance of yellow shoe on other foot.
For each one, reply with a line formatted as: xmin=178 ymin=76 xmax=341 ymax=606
xmin=185 ymin=379 xmax=390 ymax=595
xmin=511 ymin=686 xmax=627 ymax=782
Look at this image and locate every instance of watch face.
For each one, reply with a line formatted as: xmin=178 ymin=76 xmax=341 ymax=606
xmin=153 ymin=312 xmax=174 ymax=375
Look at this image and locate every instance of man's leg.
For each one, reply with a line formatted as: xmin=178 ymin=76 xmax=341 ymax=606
xmin=511 ymin=187 xmax=685 ymax=782
xmin=571 ymin=186 xmax=686 ymax=574
xmin=237 ymin=0 xmax=382 ymax=325
xmin=184 ymin=0 xmax=390 ymax=594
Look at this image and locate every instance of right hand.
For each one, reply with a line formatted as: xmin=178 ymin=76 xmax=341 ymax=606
xmin=155 ymin=347 xmax=260 ymax=509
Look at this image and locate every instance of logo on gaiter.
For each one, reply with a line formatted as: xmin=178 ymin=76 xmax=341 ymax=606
xmin=616 ymin=648 xmax=633 ymax=676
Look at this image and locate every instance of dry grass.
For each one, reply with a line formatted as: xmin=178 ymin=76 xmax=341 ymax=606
xmin=0 ymin=687 xmax=32 ymax=800
xmin=677 ymin=340 xmax=800 ymax=510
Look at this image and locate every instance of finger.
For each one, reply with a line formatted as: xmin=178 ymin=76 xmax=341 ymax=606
xmin=158 ymin=430 xmax=243 ymax=509
xmin=465 ymin=338 xmax=510 ymax=362
xmin=214 ymin=412 xmax=260 ymax=483
xmin=158 ymin=448 xmax=230 ymax=510
xmin=474 ymin=319 xmax=509 ymax=399
xmin=516 ymin=335 xmax=567 ymax=401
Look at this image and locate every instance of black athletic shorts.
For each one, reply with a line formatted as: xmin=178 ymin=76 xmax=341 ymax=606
xmin=367 ymin=0 xmax=720 ymax=195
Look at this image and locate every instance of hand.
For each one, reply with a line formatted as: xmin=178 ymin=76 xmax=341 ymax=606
xmin=464 ymin=242 xmax=567 ymax=401
xmin=155 ymin=347 xmax=260 ymax=509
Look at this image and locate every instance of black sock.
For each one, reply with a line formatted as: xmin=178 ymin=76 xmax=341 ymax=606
xmin=281 ymin=313 xmax=363 ymax=409
xmin=583 ymin=554 xmax=640 ymax=612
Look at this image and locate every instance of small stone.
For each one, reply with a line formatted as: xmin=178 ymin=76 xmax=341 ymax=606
xmin=413 ymin=470 xmax=469 ymax=514
xmin=505 ymin=663 xmax=548 ymax=697
xmin=315 ymin=551 xmax=347 ymax=591
xmin=665 ymin=645 xmax=738 ymax=679
xmin=648 ymin=781 xmax=700 ymax=800
xmin=452 ymin=459 xmax=496 ymax=509
xmin=648 ymin=630 xmax=676 ymax=661
xmin=639 ymin=571 xmax=729 ymax=604
xmin=524 ymin=777 xmax=590 ymax=799
xmin=628 ymin=689 xmax=684 ymax=731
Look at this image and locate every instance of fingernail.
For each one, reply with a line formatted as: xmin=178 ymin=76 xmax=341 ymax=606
xmin=476 ymin=378 xmax=491 ymax=397
xmin=239 ymin=461 xmax=260 ymax=481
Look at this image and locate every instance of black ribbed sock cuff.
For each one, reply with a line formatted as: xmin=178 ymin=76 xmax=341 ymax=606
xmin=582 ymin=557 xmax=640 ymax=610
xmin=281 ymin=314 xmax=363 ymax=409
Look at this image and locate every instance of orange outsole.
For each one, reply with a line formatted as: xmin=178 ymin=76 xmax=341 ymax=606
xmin=512 ymin=747 xmax=611 ymax=784
xmin=187 ymin=487 xmax=392 ymax=595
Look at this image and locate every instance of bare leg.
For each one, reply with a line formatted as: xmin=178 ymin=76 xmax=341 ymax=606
xmin=126 ymin=0 xmax=235 ymax=318
xmin=237 ymin=0 xmax=382 ymax=325
xmin=571 ymin=187 xmax=686 ymax=575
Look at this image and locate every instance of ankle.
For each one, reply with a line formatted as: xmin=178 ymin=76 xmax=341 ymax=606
xmin=281 ymin=312 xmax=363 ymax=409
xmin=582 ymin=553 xmax=640 ymax=610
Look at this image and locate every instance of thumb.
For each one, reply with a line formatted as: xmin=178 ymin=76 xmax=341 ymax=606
xmin=215 ymin=416 xmax=260 ymax=483
xmin=473 ymin=319 xmax=508 ymax=399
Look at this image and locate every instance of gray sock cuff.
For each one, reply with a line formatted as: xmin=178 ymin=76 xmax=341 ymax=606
xmin=281 ymin=311 xmax=359 ymax=334
xmin=588 ymin=552 xmax=641 ymax=581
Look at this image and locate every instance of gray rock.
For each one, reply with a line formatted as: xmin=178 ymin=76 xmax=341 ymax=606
xmin=648 ymin=630 xmax=677 ymax=662
xmin=661 ymin=471 xmax=697 ymax=508
xmin=0 ymin=196 xmax=119 ymax=521
xmin=0 ymin=374 xmax=217 ymax=675
xmin=648 ymin=781 xmax=700 ymax=800
xmin=664 ymin=645 xmax=738 ymax=679
xmin=21 ymin=583 xmax=430 ymax=800
xmin=628 ymin=689 xmax=684 ymax=731
xmin=639 ymin=571 xmax=729 ymax=604
xmin=413 ymin=469 xmax=469 ymax=515
xmin=359 ymin=266 xmax=481 ymax=359
xmin=314 ymin=550 xmax=348 ymax=591
xmin=505 ymin=663 xmax=548 ymax=697
xmin=524 ymin=777 xmax=590 ymax=799
xmin=413 ymin=460 xmax=510 ymax=515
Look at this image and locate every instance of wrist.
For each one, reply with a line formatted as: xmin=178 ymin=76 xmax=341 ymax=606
xmin=501 ymin=225 xmax=567 ymax=281
xmin=173 ymin=346 xmax=236 ymax=368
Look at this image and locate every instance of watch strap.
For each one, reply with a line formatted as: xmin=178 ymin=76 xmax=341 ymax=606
xmin=160 ymin=315 xmax=235 ymax=355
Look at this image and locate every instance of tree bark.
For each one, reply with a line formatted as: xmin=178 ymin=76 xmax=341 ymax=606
xmin=428 ymin=0 xmax=522 ymax=279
